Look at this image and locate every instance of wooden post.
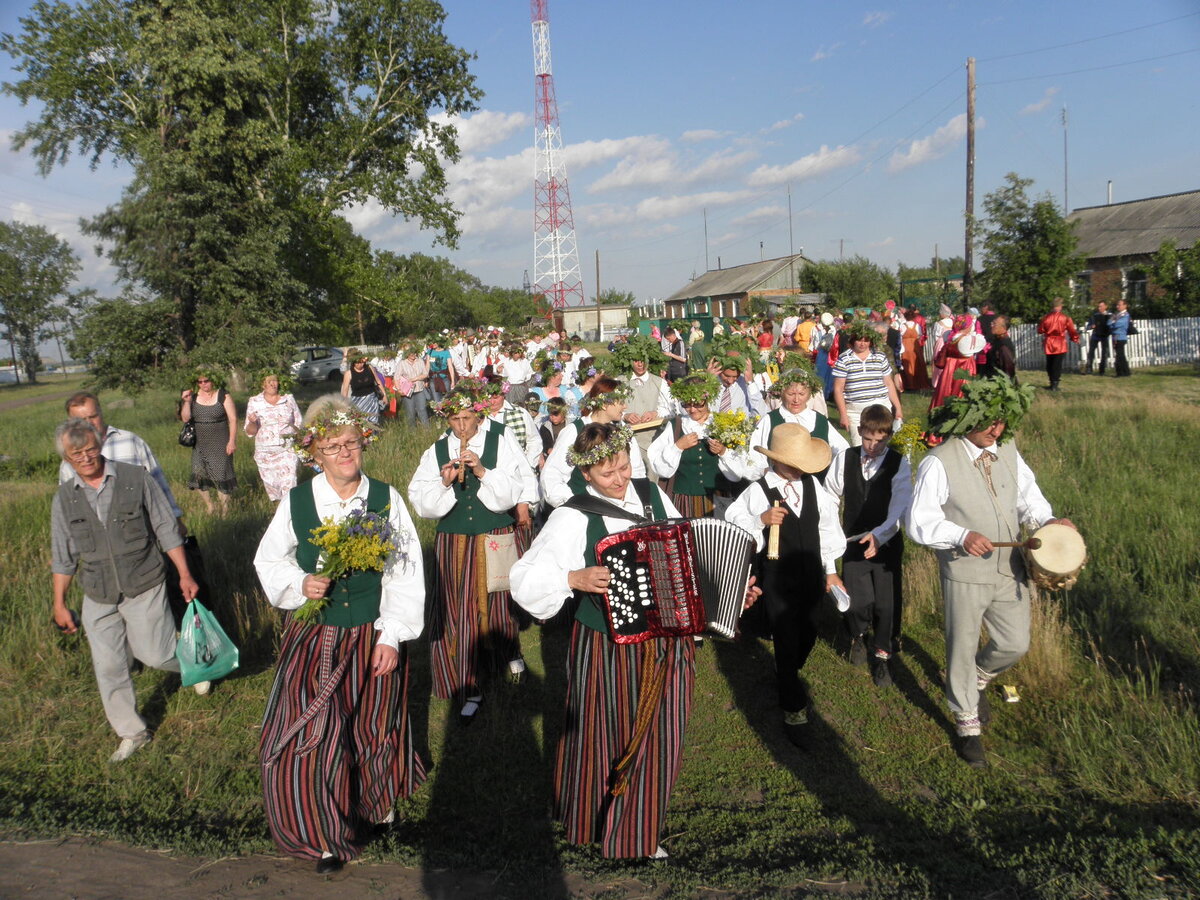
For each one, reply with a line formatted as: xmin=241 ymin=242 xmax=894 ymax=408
xmin=964 ymin=57 xmax=975 ymax=311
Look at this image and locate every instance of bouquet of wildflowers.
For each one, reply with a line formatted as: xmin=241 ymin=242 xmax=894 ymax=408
xmin=889 ymin=421 xmax=927 ymax=459
xmin=294 ymin=503 xmax=397 ymax=624
xmin=706 ymin=410 xmax=757 ymax=450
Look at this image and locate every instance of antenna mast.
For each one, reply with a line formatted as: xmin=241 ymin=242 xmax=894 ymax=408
xmin=531 ymin=0 xmax=584 ymax=309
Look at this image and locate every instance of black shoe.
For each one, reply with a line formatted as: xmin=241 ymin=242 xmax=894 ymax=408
xmin=315 ymin=856 xmax=343 ymax=875
xmin=977 ymin=689 xmax=992 ymax=727
xmin=783 ymin=720 xmax=810 ymax=750
xmin=849 ymin=635 xmax=868 ymax=667
xmin=955 ymin=734 xmax=988 ymax=768
xmin=871 ymin=656 xmax=893 ymax=688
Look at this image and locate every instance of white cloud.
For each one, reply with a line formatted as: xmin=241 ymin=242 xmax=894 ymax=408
xmin=763 ymin=113 xmax=805 ymax=134
xmin=437 ymin=109 xmax=531 ymax=155
xmin=863 ymin=11 xmax=892 ymax=27
xmin=1019 ymin=86 xmax=1060 ymax=116
xmin=810 ymin=42 xmax=843 ymax=62
xmin=634 ymin=190 xmax=757 ymax=221
xmin=681 ymin=129 xmax=729 ymax=143
xmin=747 ymin=144 xmax=862 ymax=186
xmin=868 ymin=236 xmax=895 ymax=248
xmin=732 ymin=205 xmax=787 ymax=226
xmin=888 ymin=113 xmax=979 ymax=173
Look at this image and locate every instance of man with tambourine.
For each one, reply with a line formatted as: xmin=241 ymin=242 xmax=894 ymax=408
xmin=907 ymin=374 xmax=1078 ymax=769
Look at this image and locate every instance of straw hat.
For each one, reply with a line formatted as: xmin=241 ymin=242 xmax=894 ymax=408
xmin=754 ymin=423 xmax=831 ymax=474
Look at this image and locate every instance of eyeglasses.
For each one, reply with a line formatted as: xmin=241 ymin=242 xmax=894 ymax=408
xmin=316 ymin=440 xmax=363 ymax=457
xmin=197 ymin=378 xmax=213 ymax=384
xmin=67 ymin=447 xmax=103 ymax=463
xmin=681 ymin=400 xmax=708 ymax=408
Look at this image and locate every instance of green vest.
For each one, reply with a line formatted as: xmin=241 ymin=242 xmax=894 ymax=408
xmin=434 ymin=427 xmax=514 ymax=535
xmin=574 ymin=480 xmax=668 ymax=633
xmin=669 ymin=416 xmax=728 ymax=497
xmin=768 ymin=408 xmax=830 ymax=443
xmin=567 ymin=419 xmax=587 ymax=495
xmin=291 ymin=476 xmax=389 ymax=628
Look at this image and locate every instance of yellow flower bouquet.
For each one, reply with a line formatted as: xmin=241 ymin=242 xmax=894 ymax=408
xmin=295 ymin=503 xmax=397 ymax=623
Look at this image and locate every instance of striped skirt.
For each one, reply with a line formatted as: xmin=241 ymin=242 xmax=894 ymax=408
xmin=431 ymin=526 xmax=530 ymax=700
xmin=670 ymin=492 xmax=715 ymax=519
xmin=259 ymin=620 xmax=426 ymax=861
xmin=553 ymin=623 xmax=695 ymax=858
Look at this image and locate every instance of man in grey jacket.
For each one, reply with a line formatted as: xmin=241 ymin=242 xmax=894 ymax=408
xmin=51 ymin=419 xmax=201 ymax=763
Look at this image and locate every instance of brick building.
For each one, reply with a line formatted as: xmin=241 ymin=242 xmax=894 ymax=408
xmin=1068 ymin=189 xmax=1200 ymax=306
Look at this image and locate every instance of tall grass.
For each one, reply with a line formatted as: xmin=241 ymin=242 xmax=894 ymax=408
xmin=0 ymin=373 xmax=1197 ymax=897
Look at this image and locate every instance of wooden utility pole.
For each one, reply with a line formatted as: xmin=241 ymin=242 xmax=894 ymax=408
xmin=964 ymin=57 xmax=975 ymax=310
xmin=594 ymin=249 xmax=601 ymax=341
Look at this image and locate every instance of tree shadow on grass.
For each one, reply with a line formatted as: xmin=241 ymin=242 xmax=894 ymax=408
xmin=710 ymin=637 xmax=1026 ymax=896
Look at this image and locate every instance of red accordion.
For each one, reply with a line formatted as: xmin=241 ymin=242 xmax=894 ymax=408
xmin=595 ymin=518 xmax=755 ymax=644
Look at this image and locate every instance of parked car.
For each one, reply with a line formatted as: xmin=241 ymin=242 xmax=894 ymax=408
xmin=291 ymin=346 xmax=344 ymax=384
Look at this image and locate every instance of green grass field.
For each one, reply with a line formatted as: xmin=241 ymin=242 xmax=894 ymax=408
xmin=1 ymin=367 xmax=1197 ymax=898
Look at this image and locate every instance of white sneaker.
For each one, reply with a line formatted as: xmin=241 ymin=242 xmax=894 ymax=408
xmin=110 ymin=732 xmax=152 ymax=763
xmin=193 ymin=680 xmax=211 ymax=696
xmin=650 ymin=845 xmax=669 ymax=860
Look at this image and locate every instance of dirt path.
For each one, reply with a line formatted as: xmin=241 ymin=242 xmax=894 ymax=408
xmin=0 ymin=389 xmax=75 ymax=413
xmin=0 ymin=838 xmax=661 ymax=900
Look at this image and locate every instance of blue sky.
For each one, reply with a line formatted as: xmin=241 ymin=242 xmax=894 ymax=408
xmin=2 ymin=0 xmax=1198 ymax=307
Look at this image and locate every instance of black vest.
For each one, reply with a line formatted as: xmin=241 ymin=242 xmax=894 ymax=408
xmin=842 ymin=447 xmax=902 ymax=563
xmin=756 ymin=477 xmax=824 ymax=613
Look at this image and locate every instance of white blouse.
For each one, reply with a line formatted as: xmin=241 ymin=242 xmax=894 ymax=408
xmin=253 ymin=472 xmax=425 ymax=648
xmin=540 ymin=417 xmax=647 ymax=509
xmin=407 ymin=419 xmax=526 ymax=520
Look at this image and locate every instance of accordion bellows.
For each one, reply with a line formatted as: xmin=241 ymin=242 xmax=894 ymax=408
xmin=595 ymin=518 xmax=756 ymax=644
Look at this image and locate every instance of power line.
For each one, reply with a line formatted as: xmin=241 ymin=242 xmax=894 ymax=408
xmin=978 ymin=11 xmax=1200 ymax=62
xmin=981 ymin=47 xmax=1200 ymax=86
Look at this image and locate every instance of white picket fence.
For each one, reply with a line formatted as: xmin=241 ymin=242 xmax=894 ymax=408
xmin=1005 ymin=318 xmax=1200 ymax=370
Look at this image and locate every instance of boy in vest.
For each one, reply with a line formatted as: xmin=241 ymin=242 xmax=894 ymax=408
xmin=725 ymin=424 xmax=846 ymax=748
xmin=823 ymin=404 xmax=911 ymax=688
xmin=906 ymin=375 xmax=1076 ymax=767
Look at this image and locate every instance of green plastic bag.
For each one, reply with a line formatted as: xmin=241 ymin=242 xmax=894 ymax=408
xmin=176 ymin=598 xmax=239 ymax=686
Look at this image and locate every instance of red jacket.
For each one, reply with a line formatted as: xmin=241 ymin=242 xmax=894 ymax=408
xmin=1037 ymin=311 xmax=1079 ymax=355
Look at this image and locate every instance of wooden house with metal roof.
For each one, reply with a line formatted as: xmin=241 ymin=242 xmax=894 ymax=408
xmin=662 ymin=254 xmax=812 ymax=324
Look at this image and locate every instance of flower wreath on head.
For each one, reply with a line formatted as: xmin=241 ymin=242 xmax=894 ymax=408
xmin=574 ymin=363 xmax=599 ymax=386
xmin=257 ymin=370 xmax=296 ymax=396
xmin=670 ymin=373 xmax=720 ymax=408
xmin=530 ymin=349 xmax=565 ymax=385
xmin=771 ymin=365 xmax=822 ymax=398
xmin=433 ymin=390 xmax=490 ymax=418
xmin=288 ymin=406 xmax=379 ymax=468
xmin=566 ymin=422 xmax=635 ymax=468
xmin=580 ymin=383 xmax=631 ymax=414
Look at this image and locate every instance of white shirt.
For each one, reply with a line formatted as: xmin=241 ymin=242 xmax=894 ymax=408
xmin=510 ymin=483 xmax=681 ymax=620
xmin=497 ymin=356 xmax=534 ymax=385
xmin=488 ymin=407 xmax=541 ymax=504
xmin=724 ymin=472 xmax=845 ymax=574
xmin=714 ymin=377 xmax=768 ymax=418
xmin=252 ymin=473 xmax=424 ymax=649
xmin=728 ymin=407 xmax=849 ymax=482
xmin=540 ymin=417 xmax=648 ymax=508
xmin=824 ymin=447 xmax=913 ymax=546
xmin=648 ymin=414 xmax=748 ymax=481
xmin=905 ymin=438 xmax=1054 ymax=549
xmin=407 ymin=420 xmax=526 ymax=519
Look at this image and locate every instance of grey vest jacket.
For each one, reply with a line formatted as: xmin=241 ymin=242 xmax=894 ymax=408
xmin=927 ymin=438 xmax=1024 ymax=584
xmin=56 ymin=461 xmax=167 ymax=604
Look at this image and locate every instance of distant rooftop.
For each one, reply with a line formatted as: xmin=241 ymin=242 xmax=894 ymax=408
xmin=1068 ymin=189 xmax=1200 ymax=260
xmin=666 ymin=254 xmax=808 ymax=301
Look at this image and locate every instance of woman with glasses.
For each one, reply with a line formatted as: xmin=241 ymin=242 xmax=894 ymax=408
xmin=254 ymin=396 xmax=426 ymax=874
xmin=648 ymin=373 xmax=745 ymax=518
xmin=180 ymin=369 xmax=238 ymax=513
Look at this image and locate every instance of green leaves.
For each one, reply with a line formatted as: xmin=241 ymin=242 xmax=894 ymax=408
xmin=927 ymin=372 xmax=1036 ymax=443
xmin=0 ymin=220 xmax=80 ymax=383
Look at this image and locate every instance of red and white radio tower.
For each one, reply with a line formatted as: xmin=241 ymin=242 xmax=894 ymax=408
xmin=531 ymin=0 xmax=584 ymax=309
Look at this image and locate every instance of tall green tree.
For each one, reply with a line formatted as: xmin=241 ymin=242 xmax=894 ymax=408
xmin=800 ymin=255 xmax=896 ymax=308
xmin=594 ymin=288 xmax=637 ymax=307
xmin=1148 ymin=239 xmax=1200 ymax=318
xmin=0 ymin=220 xmax=80 ymax=383
xmin=976 ymin=173 xmax=1082 ymax=321
xmin=2 ymin=0 xmax=481 ymax=383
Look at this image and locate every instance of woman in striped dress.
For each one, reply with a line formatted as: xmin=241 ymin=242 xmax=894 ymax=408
xmin=648 ymin=373 xmax=746 ymax=518
xmin=510 ymin=423 xmax=695 ymax=858
xmin=407 ymin=385 xmax=530 ymax=720
xmin=253 ymin=397 xmax=426 ymax=874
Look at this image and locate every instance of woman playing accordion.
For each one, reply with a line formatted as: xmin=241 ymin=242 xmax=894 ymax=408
xmin=511 ymin=423 xmax=760 ymax=859
xmin=648 ymin=373 xmax=746 ymax=518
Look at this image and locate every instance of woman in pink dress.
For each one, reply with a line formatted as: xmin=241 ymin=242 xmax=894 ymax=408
xmin=245 ymin=372 xmax=303 ymax=501
xmin=926 ymin=316 xmax=986 ymax=445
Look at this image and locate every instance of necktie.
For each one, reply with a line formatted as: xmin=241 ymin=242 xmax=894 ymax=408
xmin=719 ymin=386 xmax=731 ymax=412
xmin=975 ymin=449 xmax=997 ymax=496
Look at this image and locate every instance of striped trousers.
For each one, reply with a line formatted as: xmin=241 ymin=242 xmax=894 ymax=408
xmin=259 ymin=620 xmax=425 ymax=861
xmin=431 ymin=527 xmax=530 ymax=700
xmin=553 ymin=623 xmax=695 ymax=858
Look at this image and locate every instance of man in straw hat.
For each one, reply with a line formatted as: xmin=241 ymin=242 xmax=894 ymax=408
xmin=725 ymin=424 xmax=846 ymax=748
xmin=906 ymin=374 xmax=1076 ymax=768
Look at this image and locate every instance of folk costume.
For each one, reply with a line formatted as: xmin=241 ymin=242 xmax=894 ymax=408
xmin=734 ymin=406 xmax=848 ymax=483
xmin=1037 ymin=309 xmax=1080 ymax=391
xmin=510 ymin=481 xmax=690 ymax=859
xmin=725 ymin=436 xmax=844 ymax=722
xmin=824 ymin=445 xmax=912 ymax=669
xmin=254 ymin=473 xmax=427 ymax=863
xmin=648 ymin=412 xmax=744 ymax=518
xmin=541 ymin=417 xmax=647 ymax=509
xmin=408 ymin=419 xmax=529 ymax=703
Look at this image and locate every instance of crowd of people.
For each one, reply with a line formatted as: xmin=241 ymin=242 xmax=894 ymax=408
xmin=49 ymin=300 xmax=1089 ymax=872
